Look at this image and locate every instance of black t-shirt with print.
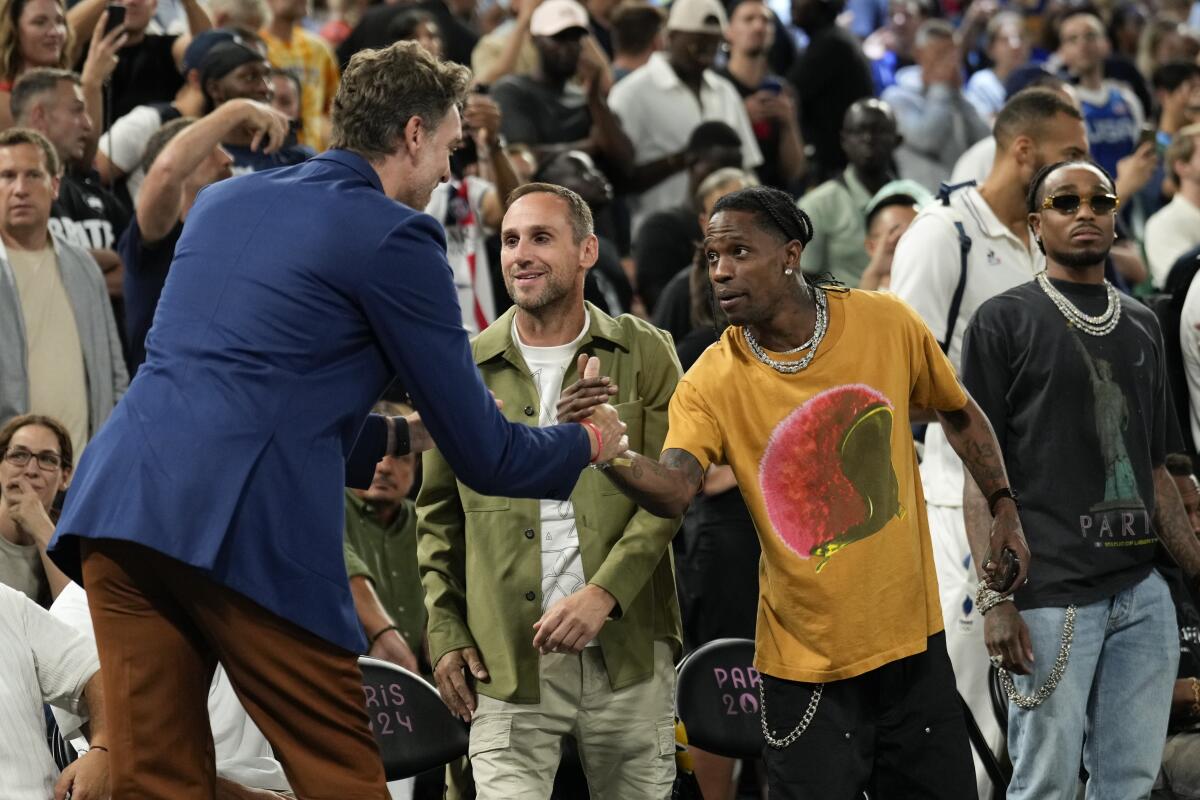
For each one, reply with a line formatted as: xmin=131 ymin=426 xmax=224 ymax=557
xmin=50 ymin=170 xmax=131 ymax=252
xmin=962 ymin=279 xmax=1168 ymax=610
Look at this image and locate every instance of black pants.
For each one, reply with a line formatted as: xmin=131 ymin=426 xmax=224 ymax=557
xmin=761 ymin=632 xmax=977 ymax=800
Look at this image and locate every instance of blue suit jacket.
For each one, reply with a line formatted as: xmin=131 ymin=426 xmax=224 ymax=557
xmin=50 ymin=150 xmax=590 ymax=651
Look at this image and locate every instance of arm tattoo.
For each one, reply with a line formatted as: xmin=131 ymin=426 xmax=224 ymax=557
xmin=960 ymin=439 xmax=1007 ymax=488
xmin=602 ymin=448 xmax=704 ymax=518
xmin=662 ymin=448 xmax=704 ymax=492
xmin=939 ymin=401 xmax=1008 ymax=495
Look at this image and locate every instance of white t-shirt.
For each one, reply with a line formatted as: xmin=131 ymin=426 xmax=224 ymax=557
xmin=97 ymin=104 xmax=165 ymax=206
xmin=1180 ymin=268 xmax=1200 ymax=450
xmin=513 ymin=313 xmax=595 ymax=630
xmin=1145 ymin=193 xmax=1200 ymax=288
xmin=0 ymin=582 xmax=98 ymax=800
xmin=608 ymin=53 xmax=763 ymax=235
xmin=49 ymin=583 xmax=292 ymax=791
xmin=424 ymin=177 xmax=497 ymax=335
xmin=891 ymin=186 xmax=1043 ymax=506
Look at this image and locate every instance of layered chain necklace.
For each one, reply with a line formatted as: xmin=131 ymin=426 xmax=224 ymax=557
xmin=743 ymin=286 xmax=828 ymax=374
xmin=1035 ymin=271 xmax=1122 ymax=337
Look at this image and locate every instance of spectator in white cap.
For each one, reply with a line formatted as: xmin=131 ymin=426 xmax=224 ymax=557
xmin=491 ymin=0 xmax=634 ymax=181
xmin=607 ymin=0 xmax=763 ymax=235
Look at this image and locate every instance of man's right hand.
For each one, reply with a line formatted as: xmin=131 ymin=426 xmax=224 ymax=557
xmin=984 ymin=602 xmax=1034 ymax=675
xmin=434 ymin=646 xmax=488 ymax=722
xmin=585 ymin=402 xmax=628 ymax=463
xmin=229 ymin=100 xmax=289 ymax=154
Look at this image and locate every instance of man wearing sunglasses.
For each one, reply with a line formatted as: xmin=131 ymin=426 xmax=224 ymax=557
xmin=961 ymin=159 xmax=1200 ymax=799
xmin=890 ymin=86 xmax=1088 ymax=798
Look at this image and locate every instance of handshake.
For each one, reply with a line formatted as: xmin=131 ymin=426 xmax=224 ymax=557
xmin=399 ymin=354 xmax=630 ymax=464
xmin=559 ymin=354 xmax=629 ymax=464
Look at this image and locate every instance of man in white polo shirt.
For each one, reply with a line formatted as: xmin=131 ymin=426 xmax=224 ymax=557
xmin=1146 ymin=124 xmax=1200 ymax=287
xmin=607 ymin=0 xmax=762 ymax=235
xmin=890 ymin=87 xmax=1088 ymax=798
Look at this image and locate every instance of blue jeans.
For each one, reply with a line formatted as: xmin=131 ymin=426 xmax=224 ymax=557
xmin=1008 ymin=571 xmax=1179 ymax=800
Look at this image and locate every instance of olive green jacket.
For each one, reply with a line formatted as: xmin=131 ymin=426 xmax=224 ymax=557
xmin=417 ymin=303 xmax=683 ymax=703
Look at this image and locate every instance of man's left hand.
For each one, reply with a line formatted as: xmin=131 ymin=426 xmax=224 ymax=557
xmin=54 ymin=747 xmax=110 ymax=800
xmin=984 ymin=501 xmax=1030 ymax=594
xmin=532 ymin=584 xmax=617 ymax=654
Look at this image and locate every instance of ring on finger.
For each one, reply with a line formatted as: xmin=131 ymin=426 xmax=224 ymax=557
xmin=989 ymin=654 xmax=1003 ymax=668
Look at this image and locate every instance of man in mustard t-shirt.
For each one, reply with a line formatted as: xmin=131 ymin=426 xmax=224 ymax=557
xmin=591 ymin=186 xmax=1029 ymax=798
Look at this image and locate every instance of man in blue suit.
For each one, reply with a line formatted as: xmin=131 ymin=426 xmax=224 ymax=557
xmin=48 ymin=42 xmax=628 ymax=799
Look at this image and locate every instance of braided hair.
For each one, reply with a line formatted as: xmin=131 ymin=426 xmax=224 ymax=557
xmin=702 ymin=186 xmax=841 ymax=334
xmin=1026 ymin=158 xmax=1115 ymax=214
xmin=711 ymin=185 xmax=815 ymax=247
xmin=709 ymin=186 xmax=846 ymax=290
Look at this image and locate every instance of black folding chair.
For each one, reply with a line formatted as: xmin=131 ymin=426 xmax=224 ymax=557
xmin=359 ymin=656 xmax=470 ymax=781
xmin=674 ymin=638 xmax=763 ymax=759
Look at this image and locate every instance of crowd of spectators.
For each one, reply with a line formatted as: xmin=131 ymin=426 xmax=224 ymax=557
xmin=3 ymin=0 xmax=1200 ymax=796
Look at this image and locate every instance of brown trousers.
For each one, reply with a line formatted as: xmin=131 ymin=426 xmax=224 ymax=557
xmin=81 ymin=538 xmax=388 ymax=800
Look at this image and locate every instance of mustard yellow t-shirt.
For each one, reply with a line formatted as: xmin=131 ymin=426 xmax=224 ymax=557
xmin=663 ymin=288 xmax=967 ymax=683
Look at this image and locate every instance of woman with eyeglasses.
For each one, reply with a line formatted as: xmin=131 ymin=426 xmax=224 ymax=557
xmin=0 ymin=413 xmax=72 ymax=603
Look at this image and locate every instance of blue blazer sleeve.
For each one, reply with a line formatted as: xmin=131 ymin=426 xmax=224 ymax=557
xmin=357 ymin=213 xmax=590 ymax=500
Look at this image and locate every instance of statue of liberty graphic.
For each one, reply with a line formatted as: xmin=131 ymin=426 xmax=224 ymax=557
xmin=1071 ymin=336 xmax=1144 ymax=512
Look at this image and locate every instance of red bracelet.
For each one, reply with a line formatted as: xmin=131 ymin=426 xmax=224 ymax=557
xmin=581 ymin=419 xmax=603 ymax=463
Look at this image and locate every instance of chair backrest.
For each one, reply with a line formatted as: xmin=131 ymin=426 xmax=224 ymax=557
xmin=358 ymin=656 xmax=470 ymax=781
xmin=674 ymin=638 xmax=763 ymax=759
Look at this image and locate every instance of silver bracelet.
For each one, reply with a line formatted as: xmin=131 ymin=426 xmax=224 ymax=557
xmin=975 ymin=581 xmax=1013 ymax=616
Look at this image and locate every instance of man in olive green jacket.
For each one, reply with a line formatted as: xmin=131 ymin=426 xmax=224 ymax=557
xmin=417 ymin=183 xmax=683 ymax=799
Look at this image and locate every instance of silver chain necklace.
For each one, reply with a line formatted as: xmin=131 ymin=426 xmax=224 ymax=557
xmin=760 ymin=679 xmax=824 ymax=749
xmin=1035 ymin=272 xmax=1121 ymax=337
xmin=743 ymin=286 xmax=828 ymax=374
xmin=998 ymin=604 xmax=1076 ymax=709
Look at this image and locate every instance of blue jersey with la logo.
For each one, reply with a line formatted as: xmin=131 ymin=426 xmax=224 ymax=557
xmin=1080 ymin=85 xmax=1140 ymax=178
